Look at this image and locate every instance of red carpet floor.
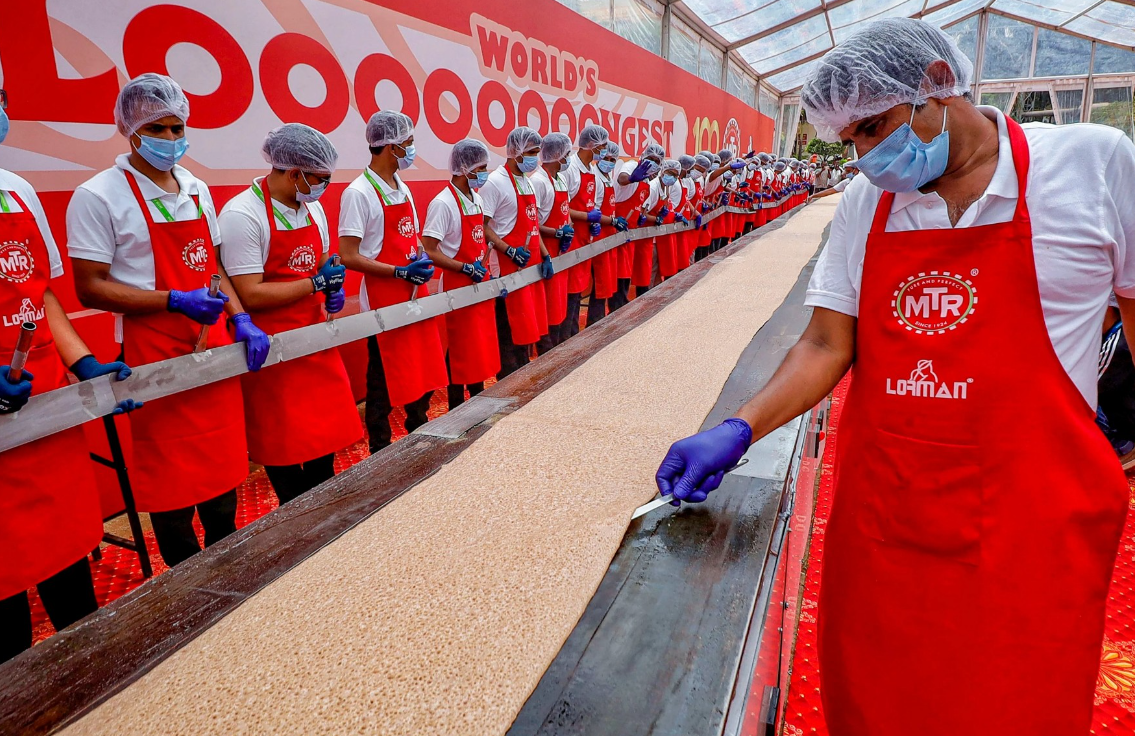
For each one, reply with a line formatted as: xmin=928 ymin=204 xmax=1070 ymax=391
xmin=780 ymin=379 xmax=1135 ymax=735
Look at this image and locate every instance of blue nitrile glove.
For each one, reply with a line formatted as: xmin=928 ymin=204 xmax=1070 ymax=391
xmin=587 ymin=208 xmax=603 ymax=224
xmin=311 ymin=257 xmax=346 ymax=294
xmin=556 ymin=226 xmax=574 ymax=254
xmin=461 ymin=261 xmax=488 ymax=283
xmin=0 ymin=368 xmax=32 ymax=414
xmin=674 ymin=214 xmax=689 ymax=225
xmin=695 ymin=214 xmax=703 ymax=229
xmin=70 ymin=355 xmax=131 ymax=382
xmin=656 ymin=418 xmax=752 ymax=505
xmin=113 ymin=398 xmax=143 ymax=415
xmin=325 ymin=289 xmax=346 ymax=314
xmin=730 ymin=160 xmax=747 ymax=171
xmin=505 ymin=245 xmax=530 ymax=267
xmin=700 ymin=201 xmax=710 ymax=213
xmin=637 ymin=213 xmax=648 ymax=227
xmin=613 ymin=217 xmax=629 ymax=232
xmin=168 ymin=287 xmax=228 ymax=325
xmin=540 ymin=254 xmax=554 ymax=280
xmin=738 ymin=181 xmax=750 ymax=189
xmin=589 ymin=222 xmax=602 ymax=237
xmin=230 ymin=312 xmax=270 ymax=372
xmin=628 ymin=159 xmax=654 ymax=183
xmin=394 ymin=256 xmax=435 ymax=285
xmin=658 ymin=205 xmax=670 ymax=219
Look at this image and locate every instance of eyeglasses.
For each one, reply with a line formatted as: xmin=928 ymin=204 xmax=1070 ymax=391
xmin=302 ymin=172 xmax=332 ymax=185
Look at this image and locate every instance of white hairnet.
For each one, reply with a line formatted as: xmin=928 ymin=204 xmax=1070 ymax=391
xmin=693 ymin=154 xmax=712 ymax=170
xmin=802 ymin=18 xmax=974 ymax=142
xmin=506 ymin=126 xmax=542 ymax=157
xmin=449 ymin=138 xmax=489 ymax=175
xmin=717 ymin=149 xmax=733 ymax=162
xmin=660 ymin=158 xmax=681 ymax=174
xmin=678 ymin=154 xmax=696 ymax=172
xmin=115 ymin=73 xmax=190 ymax=138
xmin=261 ymin=123 xmax=338 ymax=175
xmin=758 ymin=153 xmax=771 ymax=163
xmin=539 ymin=132 xmax=573 ymax=163
xmin=844 ymin=160 xmax=860 ymax=170
xmin=774 ymin=161 xmax=787 ymax=171
xmin=642 ymin=142 xmax=665 ymax=161
xmin=577 ymin=125 xmax=609 ymax=149
xmin=366 ymin=110 xmax=414 ymax=147
xmin=603 ymin=141 xmax=621 ymax=157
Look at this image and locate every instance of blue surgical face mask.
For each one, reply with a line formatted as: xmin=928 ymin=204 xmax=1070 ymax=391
xmin=134 ymin=133 xmax=189 ymax=172
xmin=518 ymin=155 xmax=539 ymax=174
xmin=598 ymin=159 xmax=616 ymax=175
xmin=856 ymin=105 xmax=949 ymax=193
xmin=396 ymin=143 xmax=416 ymax=171
xmin=296 ymin=175 xmax=329 ymax=204
xmin=661 ymin=174 xmax=677 ymax=187
xmin=468 ymin=170 xmax=489 ymax=190
xmin=0 ymin=108 xmax=8 ymax=146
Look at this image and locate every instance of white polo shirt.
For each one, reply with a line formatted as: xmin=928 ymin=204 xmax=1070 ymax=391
xmin=806 ymin=106 xmax=1135 ymax=407
xmin=421 ymin=185 xmax=484 ymax=259
xmin=0 ymin=169 xmax=63 ymax=280
xmin=644 ymin=178 xmax=683 ymax=212
xmin=67 ymin=155 xmax=222 ymax=290
xmin=217 ymin=178 xmax=329 ymax=277
xmin=339 ymin=168 xmax=419 ymax=311
xmin=614 ymin=159 xmax=643 ymax=203
xmin=530 ymin=166 xmax=568 ymax=224
xmin=567 ymin=154 xmax=603 ymax=209
xmin=480 ymin=166 xmax=535 ymax=238
xmin=681 ymin=176 xmax=697 ymax=206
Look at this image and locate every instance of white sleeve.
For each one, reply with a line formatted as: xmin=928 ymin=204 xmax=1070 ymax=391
xmin=65 ymin=187 xmax=117 ymax=265
xmin=312 ymin=203 xmax=330 ymax=254
xmin=421 ymin=196 xmax=453 ymax=241
xmin=533 ymin=177 xmax=554 ymax=224
xmin=338 ymin=186 xmax=370 ymax=239
xmin=479 ymin=179 xmax=501 ymax=219
xmin=563 ymin=165 xmax=581 ymax=200
xmin=1107 ymin=134 xmax=1135 ymax=298
xmin=804 ymin=197 xmax=860 ymax=317
xmin=18 ymin=183 xmax=63 ymax=278
xmin=217 ymin=209 xmax=267 ymax=276
xmin=833 ymin=178 xmax=850 ymax=193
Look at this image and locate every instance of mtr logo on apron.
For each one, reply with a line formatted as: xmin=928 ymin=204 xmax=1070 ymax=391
xmin=287 ymin=245 xmax=318 ymax=274
xmin=892 ymin=271 xmax=977 ymax=335
xmin=182 ymin=238 xmax=210 ymax=272
xmin=397 ymin=216 xmax=416 ymax=239
xmin=472 ymin=224 xmax=485 ymax=244
xmin=0 ymin=240 xmax=34 ymax=283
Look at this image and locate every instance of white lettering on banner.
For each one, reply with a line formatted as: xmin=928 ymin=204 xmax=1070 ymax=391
xmin=3 ymin=297 xmax=45 ymax=327
xmin=0 ymin=240 xmax=35 ymax=283
xmin=885 ymin=360 xmax=972 ymax=400
xmin=892 ymin=272 xmax=977 ymax=335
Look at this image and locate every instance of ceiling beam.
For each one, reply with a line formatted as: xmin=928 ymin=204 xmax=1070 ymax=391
xmin=725 ymin=0 xmax=858 ymax=52
xmin=760 ymin=49 xmax=829 ymax=81
xmin=987 ymin=7 xmax=1135 ymax=53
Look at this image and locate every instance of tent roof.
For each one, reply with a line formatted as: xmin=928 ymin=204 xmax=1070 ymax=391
xmin=672 ymin=0 xmax=1135 ymax=94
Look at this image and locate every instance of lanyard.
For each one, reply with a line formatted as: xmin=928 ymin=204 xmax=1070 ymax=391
xmin=453 ymin=187 xmax=480 ymax=216
xmin=151 ymin=195 xmax=203 ymax=223
xmin=553 ymin=173 xmax=568 ymax=193
xmin=0 ymin=190 xmax=10 ymax=214
xmin=364 ymin=168 xmax=398 ymax=206
xmin=252 ymin=181 xmax=311 ymax=230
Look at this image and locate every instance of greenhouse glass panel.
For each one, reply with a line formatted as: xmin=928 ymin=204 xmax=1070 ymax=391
xmin=759 ymin=87 xmax=779 ymax=119
xmin=1034 ymin=30 xmax=1091 ymax=78
xmin=714 ymin=0 xmax=823 ymax=44
xmin=699 ymin=42 xmax=724 ymax=86
xmin=1053 ymin=88 xmax=1084 ymax=125
xmin=1009 ymin=90 xmax=1055 ymax=125
xmin=830 ymin=0 xmax=925 ymax=44
xmin=943 ymin=15 xmax=979 ymax=66
xmin=678 ymin=0 xmax=784 ymax=29
xmin=613 ymin=0 xmax=663 ymax=56
xmin=982 ymin=15 xmax=1034 ymax=81
xmin=738 ymin=14 xmax=831 ymax=73
xmin=668 ymin=16 xmax=701 ymax=77
xmin=766 ymin=58 xmax=823 ymax=94
xmin=727 ymin=63 xmax=746 ymax=100
xmin=1094 ymin=44 xmax=1135 ymax=75
xmin=1089 ymin=84 xmax=1135 ymax=139
xmin=777 ymin=103 xmax=801 ymax=157
xmin=924 ymin=0 xmax=987 ymax=28
xmin=986 ymin=0 xmax=1088 ymax=27
xmin=743 ymin=77 xmax=758 ymax=107
xmin=1067 ymin=3 xmax=1135 ymax=50
xmin=980 ymin=92 xmax=1013 ymax=113
xmin=552 ymin=0 xmax=612 ymax=29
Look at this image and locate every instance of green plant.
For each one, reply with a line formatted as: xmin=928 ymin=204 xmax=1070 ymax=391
xmin=805 ymin=138 xmax=846 ymax=159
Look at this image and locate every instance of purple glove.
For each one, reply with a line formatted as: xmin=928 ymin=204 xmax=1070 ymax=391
xmin=168 ymin=287 xmax=228 ymax=325
xmin=230 ymin=312 xmax=270 ymax=372
xmin=658 ymin=205 xmax=670 ymax=219
xmin=628 ymin=159 xmax=654 ymax=183
xmin=730 ymin=160 xmax=747 ymax=171
xmin=325 ymin=289 xmax=346 ymax=314
xmin=695 ymin=214 xmax=703 ymax=229
xmin=637 ymin=213 xmax=648 ymax=227
xmin=674 ymin=214 xmax=689 ymax=225
xmin=589 ymin=221 xmax=601 ymax=237
xmin=655 ymin=418 xmax=752 ymax=504
xmin=587 ymin=208 xmax=603 ymax=224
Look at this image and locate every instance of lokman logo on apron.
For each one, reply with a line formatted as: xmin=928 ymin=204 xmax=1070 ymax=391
xmin=397 ymin=216 xmax=416 ymax=238
xmin=287 ymin=245 xmax=317 ymax=274
xmin=3 ymin=297 xmax=44 ymax=327
xmin=471 ymin=224 xmax=485 ymax=244
xmin=886 ymin=359 xmax=972 ymax=399
xmin=0 ymin=240 xmax=34 ymax=283
xmin=182 ymin=238 xmax=210 ymax=272
xmin=892 ymin=272 xmax=976 ymax=335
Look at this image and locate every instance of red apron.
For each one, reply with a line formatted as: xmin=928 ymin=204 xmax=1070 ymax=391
xmin=498 ymin=170 xmax=546 ymax=345
xmin=650 ymin=185 xmax=678 ymax=279
xmin=441 ymin=184 xmax=500 ymax=384
xmin=818 ymin=118 xmax=1129 ymax=735
xmin=592 ymin=176 xmax=618 ymax=299
xmin=696 ymin=180 xmax=712 ymax=248
xmin=709 ymin=180 xmax=729 ymax=240
xmin=239 ymin=180 xmax=361 ymax=467
xmin=567 ymin=168 xmax=596 ymax=295
xmin=675 ymin=181 xmax=695 ymax=270
xmin=0 ymin=190 xmax=102 ymax=600
xmin=121 ymin=170 xmax=247 ymax=512
xmin=614 ymin=181 xmax=649 ymax=281
xmin=756 ymin=176 xmax=769 ymax=227
xmin=363 ymin=174 xmax=448 ymax=407
xmin=539 ymin=172 xmax=571 ymax=327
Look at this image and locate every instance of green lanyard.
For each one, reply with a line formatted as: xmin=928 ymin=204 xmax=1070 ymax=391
xmin=453 ymin=187 xmax=481 ymax=216
xmin=251 ymin=181 xmax=311 ymax=230
xmin=511 ymin=172 xmax=532 ymax=196
xmin=151 ymin=196 xmax=203 ymax=223
xmin=553 ymin=173 xmax=567 ymax=193
xmin=0 ymin=190 xmax=10 ymax=214
xmin=364 ymin=168 xmax=398 ymax=205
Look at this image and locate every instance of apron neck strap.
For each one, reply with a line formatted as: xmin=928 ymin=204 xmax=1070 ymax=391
xmin=123 ymin=168 xmax=201 ymax=224
xmin=364 ymin=168 xmax=397 ymax=207
xmin=446 ymin=183 xmax=477 ymax=216
xmin=254 ymin=178 xmax=310 ymax=231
